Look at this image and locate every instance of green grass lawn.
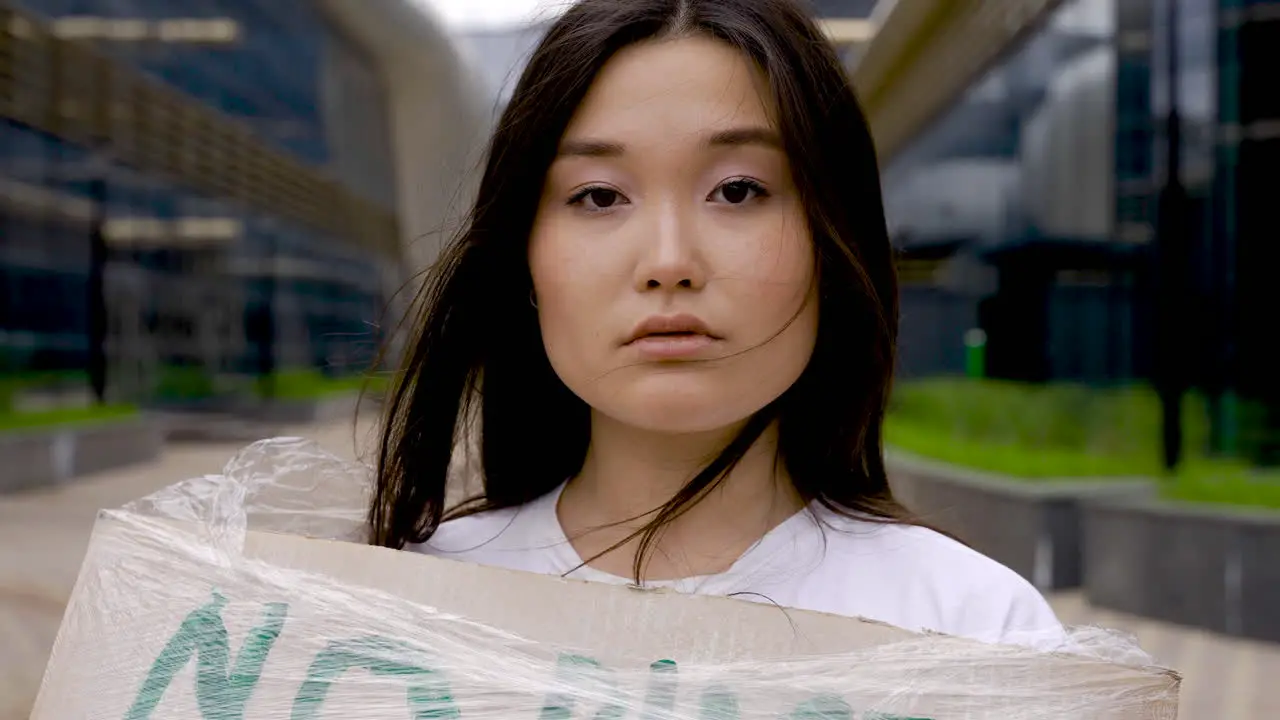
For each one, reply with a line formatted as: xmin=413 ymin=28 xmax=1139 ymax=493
xmin=255 ymin=369 xmax=390 ymax=400
xmin=154 ymin=365 xmax=219 ymax=401
xmin=151 ymin=366 xmax=389 ymax=402
xmin=0 ymin=370 xmax=90 ymax=408
xmin=0 ymin=371 xmax=137 ymax=432
xmin=0 ymin=404 xmax=138 ymax=432
xmin=1162 ymin=460 xmax=1280 ymax=510
xmin=884 ymin=415 xmax=1161 ymax=478
xmin=885 ymin=378 xmax=1280 ymax=510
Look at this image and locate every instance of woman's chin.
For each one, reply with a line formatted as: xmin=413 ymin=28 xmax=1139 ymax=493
xmin=599 ymin=391 xmax=760 ymax=435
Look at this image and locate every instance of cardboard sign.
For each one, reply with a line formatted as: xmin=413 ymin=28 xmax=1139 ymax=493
xmin=33 ymin=510 xmax=1180 ymax=719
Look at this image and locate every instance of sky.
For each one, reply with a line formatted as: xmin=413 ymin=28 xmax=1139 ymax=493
xmin=412 ymin=0 xmax=569 ymax=30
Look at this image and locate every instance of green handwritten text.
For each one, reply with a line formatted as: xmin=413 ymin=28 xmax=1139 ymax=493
xmin=127 ymin=594 xmax=934 ymax=720
xmin=538 ymin=654 xmax=627 ymax=720
xmin=125 ymin=591 xmax=286 ymax=720
xmin=292 ymin=635 xmax=460 ymax=719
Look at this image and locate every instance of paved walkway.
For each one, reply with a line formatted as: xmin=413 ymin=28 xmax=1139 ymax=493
xmin=0 ymin=420 xmax=373 ymax=719
xmin=1052 ymin=593 xmax=1280 ymax=718
xmin=2 ymin=421 xmax=1278 ymax=719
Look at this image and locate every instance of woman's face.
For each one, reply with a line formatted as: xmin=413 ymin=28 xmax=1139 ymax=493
xmin=529 ymin=35 xmax=818 ymax=434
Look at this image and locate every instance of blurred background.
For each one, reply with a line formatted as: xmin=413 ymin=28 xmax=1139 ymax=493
xmin=879 ymin=0 xmax=1280 ymax=500
xmin=2 ymin=0 xmax=1279 ymax=717
xmin=0 ymin=0 xmax=487 ymax=435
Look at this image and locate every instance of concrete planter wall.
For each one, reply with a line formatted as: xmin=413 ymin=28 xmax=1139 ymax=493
xmin=242 ymin=392 xmax=375 ymax=425
xmin=160 ymin=393 xmax=384 ymax=443
xmin=0 ymin=417 xmax=163 ymax=494
xmin=888 ymin=452 xmax=1154 ymax=590
xmin=1083 ymin=497 xmax=1280 ymax=643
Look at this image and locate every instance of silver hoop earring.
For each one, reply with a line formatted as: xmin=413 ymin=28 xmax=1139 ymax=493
xmin=529 ymin=290 xmax=538 ymax=309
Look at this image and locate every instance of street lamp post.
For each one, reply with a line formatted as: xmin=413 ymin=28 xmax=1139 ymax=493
xmin=1155 ymin=0 xmax=1192 ymax=473
xmin=86 ymin=174 xmax=108 ymax=405
xmin=255 ymin=229 xmax=278 ymax=401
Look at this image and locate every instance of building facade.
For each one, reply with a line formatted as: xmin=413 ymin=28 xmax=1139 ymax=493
xmin=1 ymin=1 xmax=407 ymax=411
xmin=880 ymin=0 xmax=1280 ymax=459
xmin=882 ymin=0 xmax=1123 ymax=381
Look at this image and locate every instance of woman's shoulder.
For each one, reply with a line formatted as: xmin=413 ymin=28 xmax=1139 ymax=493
xmin=414 ymin=505 xmax=525 ymax=555
xmin=823 ymin=514 xmax=1023 ymax=581
xmin=809 ymin=509 xmax=1065 ymax=647
xmin=407 ymin=493 xmax=570 ymax=576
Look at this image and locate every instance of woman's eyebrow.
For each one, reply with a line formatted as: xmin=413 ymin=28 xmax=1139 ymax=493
xmin=706 ymin=126 xmax=782 ymax=149
xmin=557 ymin=126 xmax=781 ymax=159
xmin=558 ymin=138 xmax=625 ymax=158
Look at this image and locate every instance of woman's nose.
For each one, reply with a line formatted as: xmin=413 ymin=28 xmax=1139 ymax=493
xmin=635 ymin=202 xmax=706 ymax=292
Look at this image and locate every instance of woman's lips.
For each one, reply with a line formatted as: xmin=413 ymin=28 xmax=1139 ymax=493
xmin=629 ymin=332 xmax=718 ymax=360
xmin=624 ymin=313 xmax=722 ymax=360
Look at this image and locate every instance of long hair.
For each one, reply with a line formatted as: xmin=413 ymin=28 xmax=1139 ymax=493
xmin=371 ymin=0 xmax=911 ymax=577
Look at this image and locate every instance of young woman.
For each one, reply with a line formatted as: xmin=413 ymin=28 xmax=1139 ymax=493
xmin=371 ymin=0 xmax=1063 ymax=648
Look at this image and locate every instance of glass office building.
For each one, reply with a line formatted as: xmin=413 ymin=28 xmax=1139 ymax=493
xmin=883 ymin=0 xmax=1126 ymax=381
xmin=880 ymin=0 xmax=1280 ymax=458
xmin=1 ymin=1 xmax=399 ymax=410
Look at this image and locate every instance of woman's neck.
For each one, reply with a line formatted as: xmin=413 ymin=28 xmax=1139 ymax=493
xmin=557 ymin=412 xmax=804 ymax=582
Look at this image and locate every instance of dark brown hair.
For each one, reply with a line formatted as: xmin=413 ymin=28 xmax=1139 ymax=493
xmin=370 ymin=0 xmax=911 ymax=578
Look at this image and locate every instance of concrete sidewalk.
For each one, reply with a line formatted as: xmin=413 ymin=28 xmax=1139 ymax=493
xmin=2 ymin=422 xmax=1278 ymax=719
xmin=0 ymin=420 xmax=374 ymax=719
xmin=1053 ymin=593 xmax=1280 ymax=718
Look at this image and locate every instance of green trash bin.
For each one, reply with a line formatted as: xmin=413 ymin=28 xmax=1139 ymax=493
xmin=964 ymin=328 xmax=987 ymax=379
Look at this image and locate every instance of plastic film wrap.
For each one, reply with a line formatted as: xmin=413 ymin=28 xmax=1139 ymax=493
xmin=32 ymin=438 xmax=1180 ymax=719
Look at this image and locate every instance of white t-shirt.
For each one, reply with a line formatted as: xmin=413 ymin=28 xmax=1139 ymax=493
xmin=411 ymin=483 xmax=1065 ymax=648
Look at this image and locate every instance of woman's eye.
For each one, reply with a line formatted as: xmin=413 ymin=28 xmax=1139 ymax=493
xmin=569 ymin=187 xmax=628 ymax=212
xmin=710 ymin=179 xmax=768 ymax=205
